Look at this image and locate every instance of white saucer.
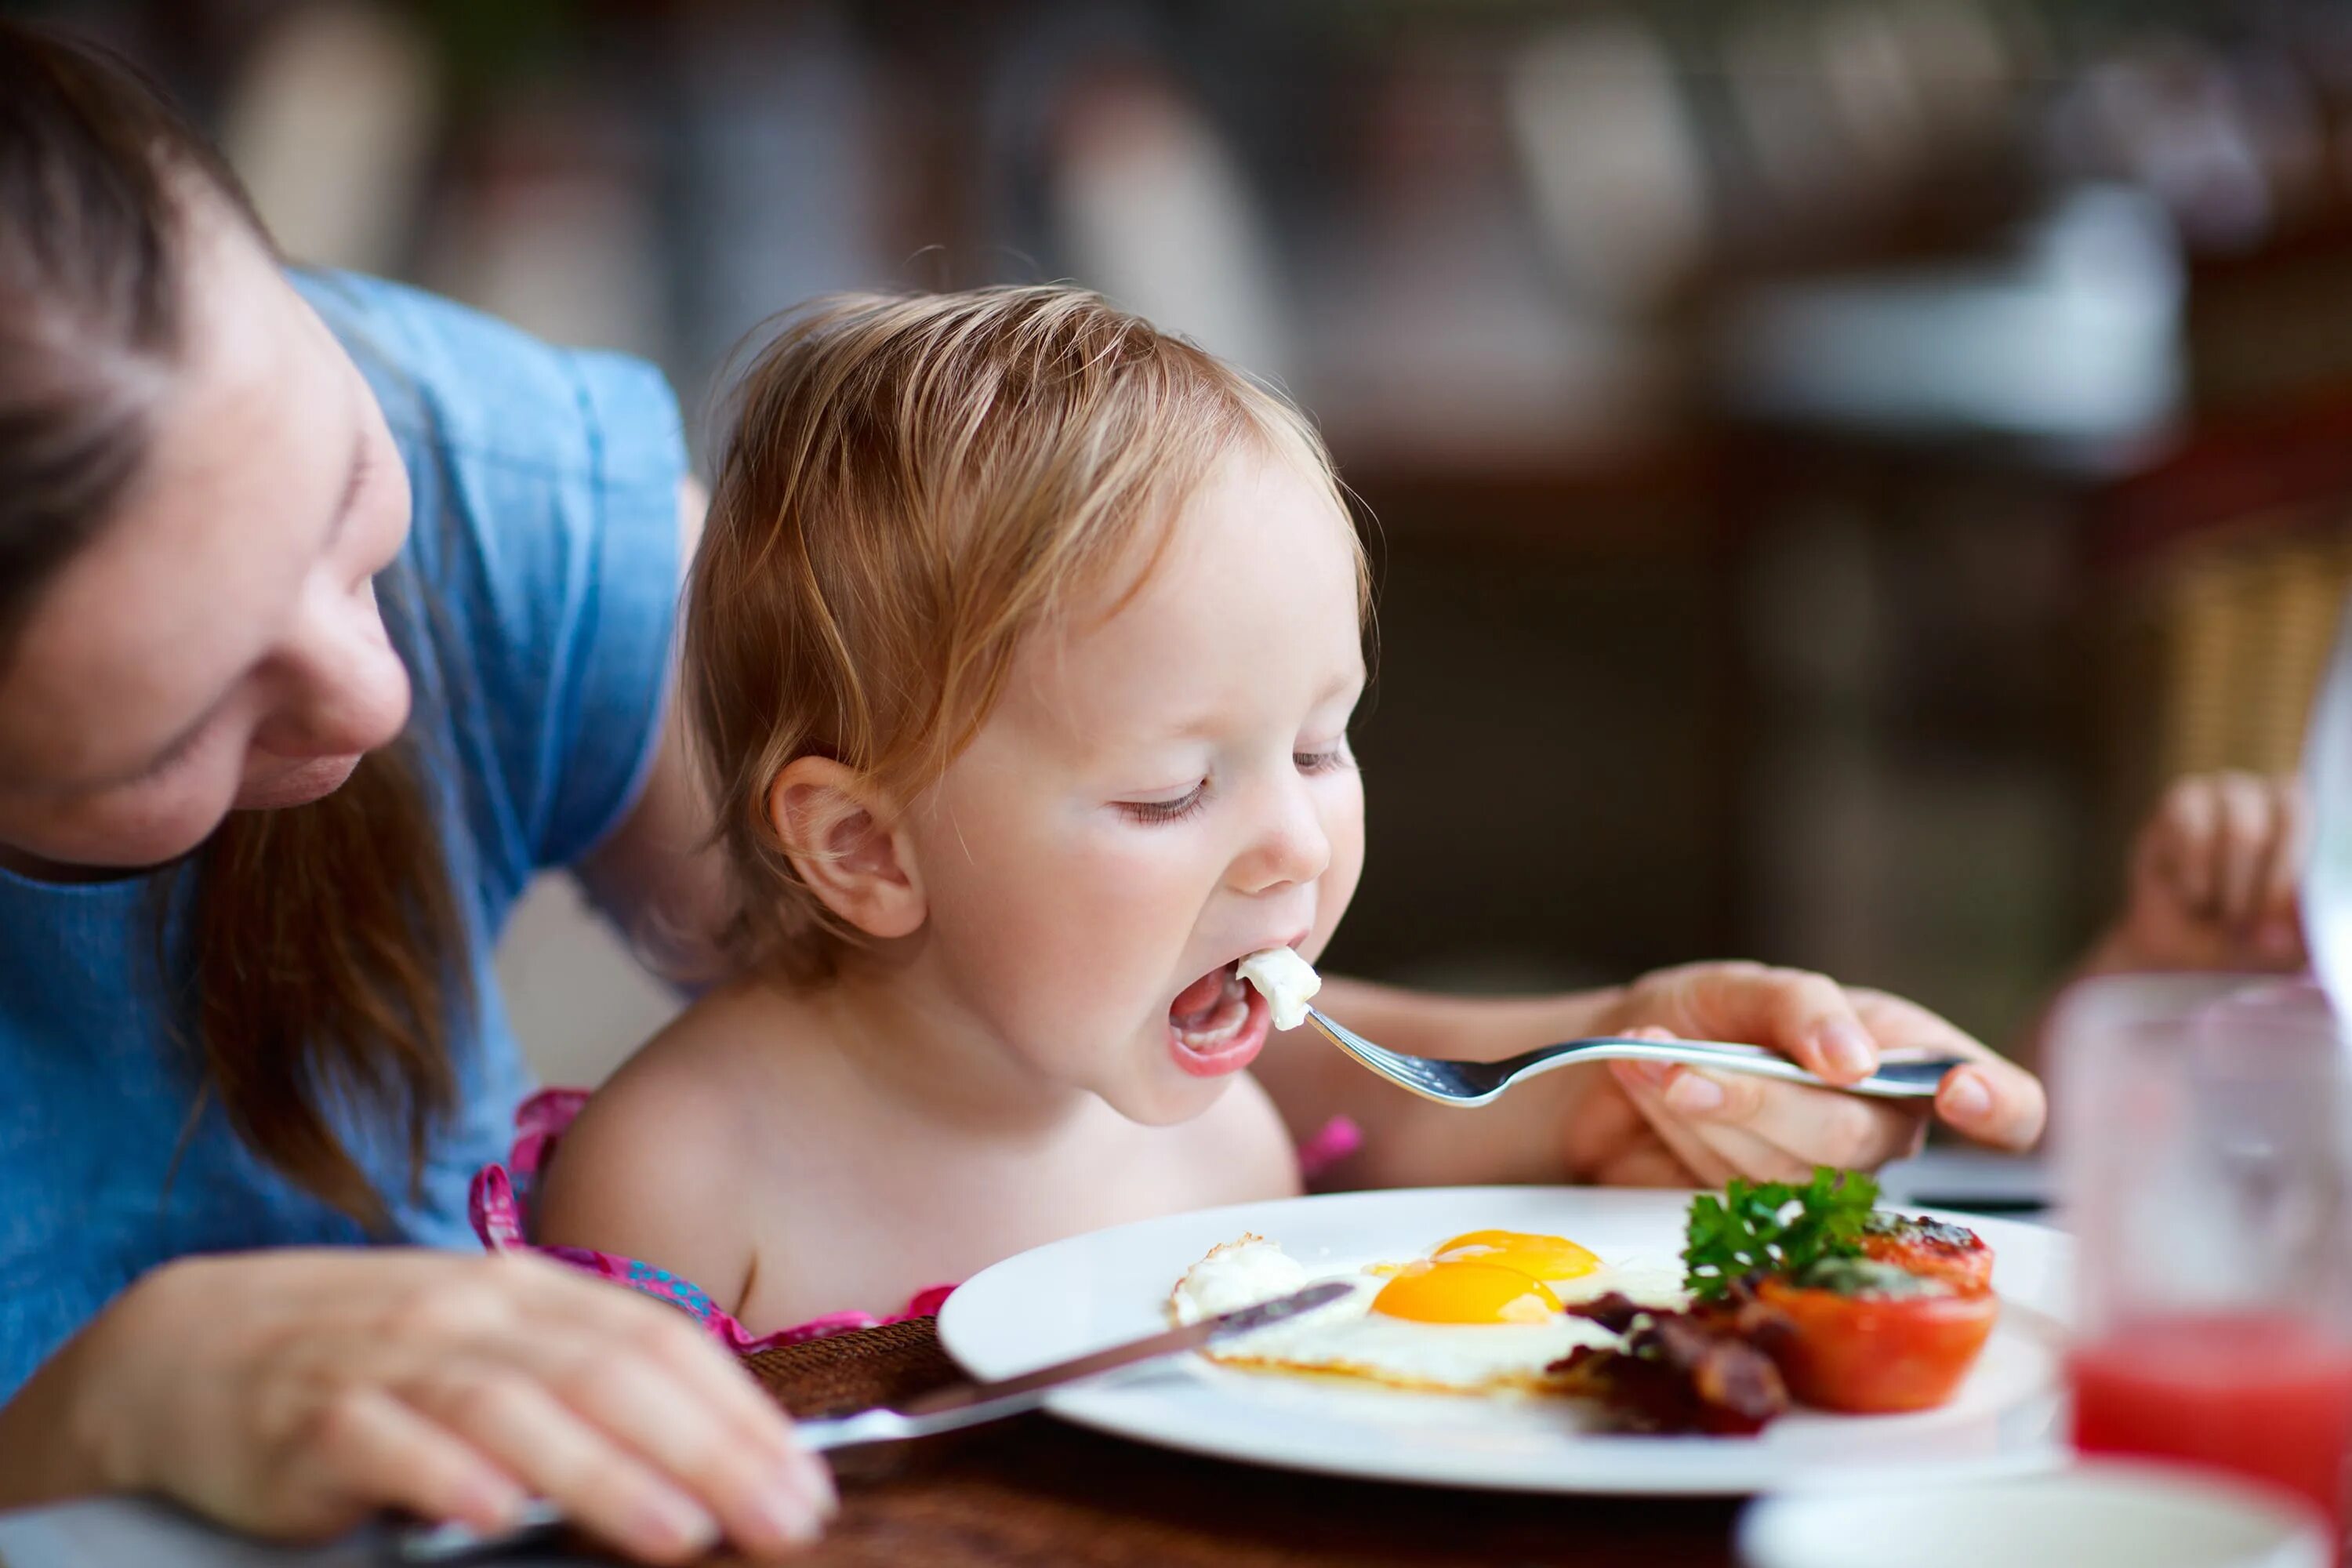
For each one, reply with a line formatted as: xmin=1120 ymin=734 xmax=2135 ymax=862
xmin=1739 ymin=1460 xmax=2333 ymax=1568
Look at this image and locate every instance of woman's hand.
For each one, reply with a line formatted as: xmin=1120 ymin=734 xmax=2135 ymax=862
xmin=1 ymin=1248 xmax=831 ymax=1563
xmin=1566 ymin=962 xmax=2045 ymax=1188
xmin=2103 ymin=771 xmax=2307 ymax=974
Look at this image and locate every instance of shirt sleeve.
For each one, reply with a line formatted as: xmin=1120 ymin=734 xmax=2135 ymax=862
xmin=299 ymin=272 xmax=688 ymax=908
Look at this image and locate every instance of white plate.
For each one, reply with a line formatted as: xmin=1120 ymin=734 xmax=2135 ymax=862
xmin=938 ymin=1185 xmax=2071 ymax=1495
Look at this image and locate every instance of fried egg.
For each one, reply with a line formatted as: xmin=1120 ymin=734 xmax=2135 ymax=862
xmin=1167 ymin=1230 xmax=1686 ymax=1395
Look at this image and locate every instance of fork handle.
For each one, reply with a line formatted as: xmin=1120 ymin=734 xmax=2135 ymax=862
xmin=1515 ymin=1037 xmax=1959 ymax=1099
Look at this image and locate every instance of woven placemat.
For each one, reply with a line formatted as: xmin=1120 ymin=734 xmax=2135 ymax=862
xmin=742 ymin=1319 xmax=958 ymax=1418
xmin=719 ymin=1319 xmax=1739 ymax=1568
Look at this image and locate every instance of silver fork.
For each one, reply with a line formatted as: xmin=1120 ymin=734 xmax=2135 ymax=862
xmin=1302 ymin=1007 xmax=1961 ymax=1109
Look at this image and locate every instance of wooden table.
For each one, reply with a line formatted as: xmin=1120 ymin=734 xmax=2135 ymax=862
xmin=734 ymin=1319 xmax=1740 ymax=1568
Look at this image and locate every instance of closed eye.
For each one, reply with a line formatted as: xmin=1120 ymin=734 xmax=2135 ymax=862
xmin=1297 ymin=742 xmax=1355 ymax=775
xmin=1118 ymin=782 xmax=1208 ymax=825
xmin=123 ymin=720 xmax=210 ymax=786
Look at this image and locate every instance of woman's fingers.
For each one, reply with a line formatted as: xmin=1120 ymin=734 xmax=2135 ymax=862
xmin=2146 ymin=775 xmax=2221 ymax=911
xmin=1599 ymin=1067 xmax=1769 ymax=1189
xmin=405 ymin=1359 xmax=721 ymax=1565
xmin=521 ymin=1325 xmax=829 ymax=1556
xmin=1842 ymin=986 xmax=2046 ymax=1150
xmin=2143 ymin=771 xmax=2304 ymax=947
xmin=485 ymin=1264 xmax=830 ymax=1554
xmin=380 ymin=1260 xmax=827 ymax=1559
xmin=2209 ymin=771 xmax=2274 ymax=929
xmin=1603 ymin=1061 xmax=1740 ymax=1187
xmin=1649 ymin=1063 xmax=1924 ymax=1172
xmin=521 ymin=1265 xmax=828 ymax=1503
xmin=299 ymin=1388 xmax=524 ymax=1541
xmin=1933 ymin=1059 xmax=2046 ymax=1151
xmin=2255 ymin=775 xmax=2310 ymax=958
xmin=1606 ymin=964 xmax=2049 ymax=1165
xmin=1635 ymin=963 xmax=1878 ymax=1084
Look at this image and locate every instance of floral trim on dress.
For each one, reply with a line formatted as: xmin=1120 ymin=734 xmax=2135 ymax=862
xmin=467 ymin=1087 xmax=1362 ymax=1351
xmin=467 ymin=1089 xmax=952 ymax=1351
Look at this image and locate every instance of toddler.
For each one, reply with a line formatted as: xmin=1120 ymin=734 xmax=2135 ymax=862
xmin=506 ymin=287 xmax=1374 ymax=1337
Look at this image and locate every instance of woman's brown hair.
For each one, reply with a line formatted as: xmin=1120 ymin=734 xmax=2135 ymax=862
xmin=0 ymin=20 xmax=463 ymax=1231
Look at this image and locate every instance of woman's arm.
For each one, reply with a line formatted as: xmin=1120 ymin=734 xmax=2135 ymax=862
xmin=0 ymin=1249 xmax=831 ymax=1561
xmin=572 ymin=479 xmax=733 ymax=986
xmin=0 ymin=1301 xmax=115 ymax=1503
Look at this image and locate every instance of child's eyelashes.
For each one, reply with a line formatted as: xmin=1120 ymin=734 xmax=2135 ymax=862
xmin=1119 ymin=783 xmax=1209 ymax=825
xmin=1296 ymin=742 xmax=1355 ymax=776
xmin=1116 ymin=745 xmax=1354 ymax=826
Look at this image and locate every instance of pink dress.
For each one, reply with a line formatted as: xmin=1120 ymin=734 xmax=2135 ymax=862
xmin=468 ymin=1089 xmax=1363 ymax=1352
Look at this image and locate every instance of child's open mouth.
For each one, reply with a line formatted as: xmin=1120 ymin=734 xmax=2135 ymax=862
xmin=1166 ymin=960 xmax=1271 ymax=1077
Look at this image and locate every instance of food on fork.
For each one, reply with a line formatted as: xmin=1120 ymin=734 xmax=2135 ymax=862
xmin=1239 ymin=946 xmax=1321 ymax=1031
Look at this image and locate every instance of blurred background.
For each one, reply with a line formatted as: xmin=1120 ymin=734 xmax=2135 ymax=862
xmin=11 ymin=0 xmax=2350 ymax=1086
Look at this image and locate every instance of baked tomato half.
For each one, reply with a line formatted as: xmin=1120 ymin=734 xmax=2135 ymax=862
xmin=1756 ymin=1261 xmax=1998 ymax=1414
xmin=1860 ymin=1212 xmax=1994 ymax=1294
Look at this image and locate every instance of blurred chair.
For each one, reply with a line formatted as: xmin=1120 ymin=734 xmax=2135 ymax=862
xmin=2089 ymin=396 xmax=2352 ymax=802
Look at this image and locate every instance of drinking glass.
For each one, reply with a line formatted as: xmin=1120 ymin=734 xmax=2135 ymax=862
xmin=2055 ymin=975 xmax=2352 ymax=1543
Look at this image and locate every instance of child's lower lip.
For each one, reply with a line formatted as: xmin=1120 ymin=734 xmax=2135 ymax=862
xmin=1168 ymin=986 xmax=1270 ymax=1077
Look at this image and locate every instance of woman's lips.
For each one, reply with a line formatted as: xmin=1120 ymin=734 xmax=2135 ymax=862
xmin=232 ymin=753 xmax=364 ymax=810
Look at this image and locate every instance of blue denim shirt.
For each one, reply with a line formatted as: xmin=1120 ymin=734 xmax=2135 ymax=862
xmin=0 ymin=272 xmax=686 ymax=1399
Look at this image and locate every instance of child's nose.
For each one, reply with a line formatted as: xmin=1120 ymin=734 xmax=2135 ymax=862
xmin=1232 ymin=781 xmax=1333 ymax=895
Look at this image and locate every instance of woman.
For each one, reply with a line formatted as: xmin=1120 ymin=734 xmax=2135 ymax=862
xmin=0 ymin=20 xmax=2042 ymax=1565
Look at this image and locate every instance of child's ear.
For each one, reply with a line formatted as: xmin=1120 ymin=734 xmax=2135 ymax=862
xmin=768 ymin=757 xmax=927 ymax=940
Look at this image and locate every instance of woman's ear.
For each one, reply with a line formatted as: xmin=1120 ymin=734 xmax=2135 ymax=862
xmin=767 ymin=757 xmax=927 ymax=940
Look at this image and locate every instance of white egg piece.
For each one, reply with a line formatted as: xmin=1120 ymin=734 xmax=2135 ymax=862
xmin=1237 ymin=947 xmax=1321 ymax=1031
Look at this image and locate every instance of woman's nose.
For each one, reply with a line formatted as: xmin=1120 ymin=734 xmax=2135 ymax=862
xmin=251 ymin=580 xmax=412 ymax=760
xmin=1232 ymin=778 xmax=1334 ymax=895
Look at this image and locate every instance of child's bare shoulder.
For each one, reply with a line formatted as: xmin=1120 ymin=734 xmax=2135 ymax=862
xmin=532 ymin=985 xmax=805 ymax=1305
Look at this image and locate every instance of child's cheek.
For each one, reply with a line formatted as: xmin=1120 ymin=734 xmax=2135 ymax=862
xmin=1305 ymin=779 xmax=1369 ymax=958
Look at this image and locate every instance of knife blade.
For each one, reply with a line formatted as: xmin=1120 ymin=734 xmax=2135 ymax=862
xmin=884 ymin=1279 xmax=1364 ymax=1429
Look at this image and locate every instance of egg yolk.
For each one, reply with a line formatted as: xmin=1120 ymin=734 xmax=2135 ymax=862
xmin=1370 ymin=1260 xmax=1563 ymax=1325
xmin=1432 ymin=1230 xmax=1601 ymax=1282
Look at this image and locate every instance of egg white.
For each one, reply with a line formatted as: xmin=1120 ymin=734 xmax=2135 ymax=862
xmin=1168 ymin=1233 xmax=1685 ymax=1396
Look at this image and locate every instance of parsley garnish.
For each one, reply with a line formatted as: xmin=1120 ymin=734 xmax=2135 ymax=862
xmin=1682 ymin=1167 xmax=1879 ymax=1301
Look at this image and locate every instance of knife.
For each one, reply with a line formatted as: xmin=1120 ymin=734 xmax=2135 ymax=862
xmin=392 ymin=1278 xmax=1352 ymax=1563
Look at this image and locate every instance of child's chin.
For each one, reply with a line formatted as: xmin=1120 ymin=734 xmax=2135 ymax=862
xmin=1103 ymin=1068 xmax=1236 ymax=1128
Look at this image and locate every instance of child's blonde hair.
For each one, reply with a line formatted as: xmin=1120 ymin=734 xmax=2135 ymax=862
xmin=688 ymin=285 xmax=1360 ymax=978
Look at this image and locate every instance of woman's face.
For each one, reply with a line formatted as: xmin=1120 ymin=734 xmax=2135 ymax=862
xmin=0 ymin=202 xmax=412 ymax=872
